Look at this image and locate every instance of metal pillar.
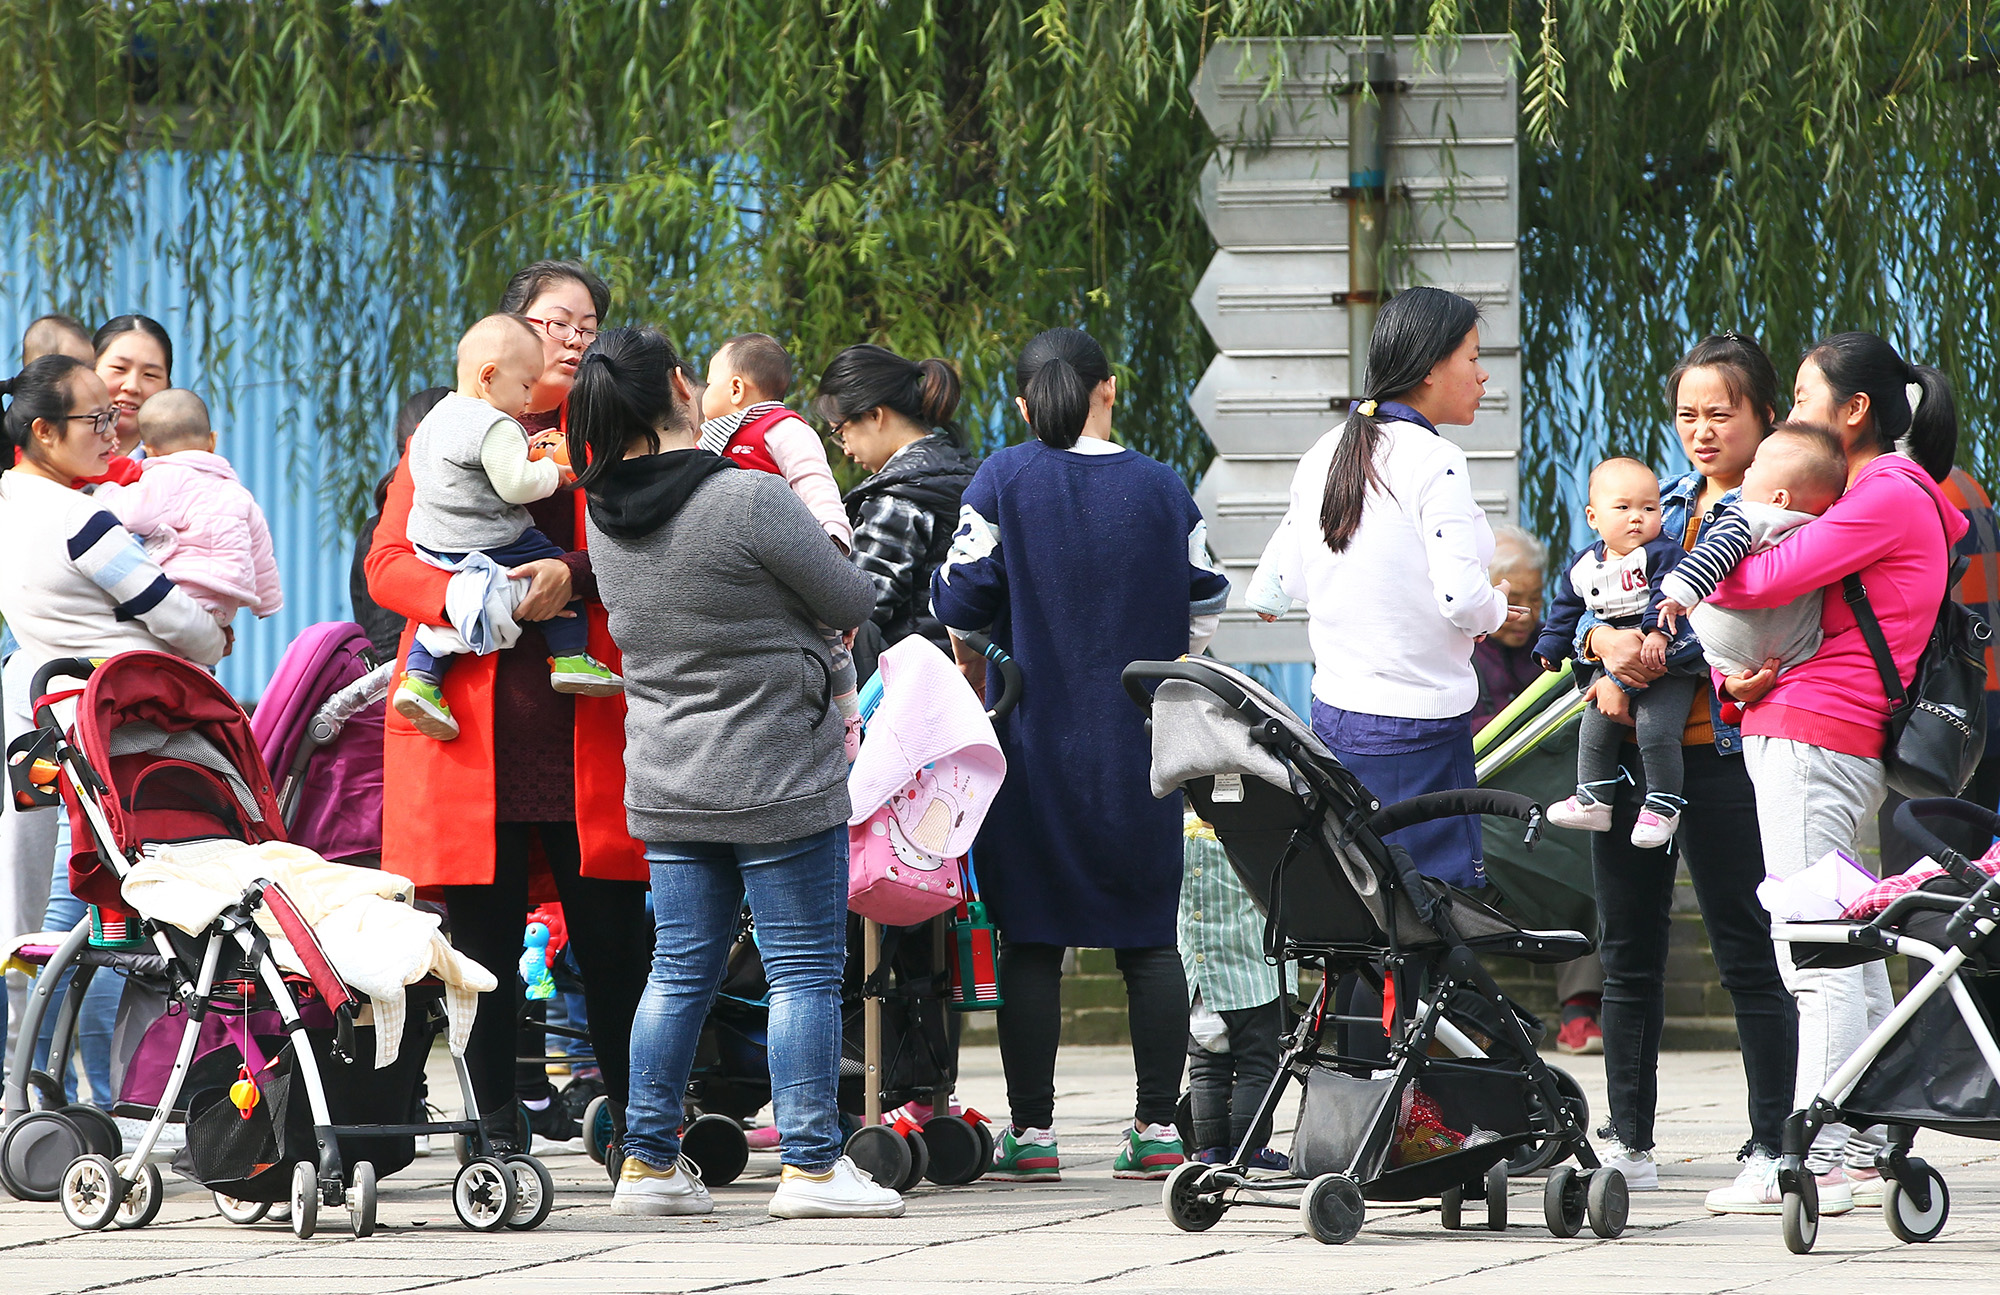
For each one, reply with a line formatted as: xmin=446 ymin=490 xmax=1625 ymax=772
xmin=1345 ymin=50 xmax=1392 ymax=398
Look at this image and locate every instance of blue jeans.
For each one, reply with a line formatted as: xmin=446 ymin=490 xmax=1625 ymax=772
xmin=626 ymin=828 xmax=847 ymax=1173
xmin=33 ymin=819 xmax=120 ymax=1108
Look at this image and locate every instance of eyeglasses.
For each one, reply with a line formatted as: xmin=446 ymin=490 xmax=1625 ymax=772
xmin=523 ymin=316 xmax=600 ymax=346
xmin=66 ymin=410 xmax=118 ymax=439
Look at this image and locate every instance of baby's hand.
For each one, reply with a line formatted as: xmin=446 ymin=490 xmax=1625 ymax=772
xmin=1536 ymin=654 xmax=1560 ymax=673
xmin=1656 ymin=599 xmax=1685 ymax=635
xmin=1639 ymin=630 xmax=1669 ymax=671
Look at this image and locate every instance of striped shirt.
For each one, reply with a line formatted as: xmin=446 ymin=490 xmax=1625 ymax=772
xmin=1178 ymin=814 xmax=1298 ymax=1012
xmin=0 ymin=470 xmax=225 ymax=667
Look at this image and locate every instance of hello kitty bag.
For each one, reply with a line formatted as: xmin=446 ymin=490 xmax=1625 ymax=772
xmin=846 ymin=637 xmax=1007 ymax=926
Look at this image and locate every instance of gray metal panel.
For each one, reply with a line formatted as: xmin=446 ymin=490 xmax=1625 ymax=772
xmin=1189 ymin=36 xmax=1519 ymax=663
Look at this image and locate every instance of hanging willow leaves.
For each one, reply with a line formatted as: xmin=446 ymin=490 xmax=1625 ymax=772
xmin=1 ymin=1 xmax=1997 ymax=549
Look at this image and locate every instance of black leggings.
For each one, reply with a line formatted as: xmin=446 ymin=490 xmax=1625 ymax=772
xmin=995 ymin=941 xmax=1187 ymax=1131
xmin=1186 ymin=999 xmax=1284 ymax=1153
xmin=1593 ymin=741 xmax=1797 ymax=1154
xmin=445 ymin=822 xmax=652 ymax=1118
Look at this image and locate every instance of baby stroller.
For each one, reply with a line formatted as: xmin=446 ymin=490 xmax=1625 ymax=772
xmin=251 ymin=620 xmax=391 ymax=867
xmin=2 ymin=651 xmax=549 ymax=1238
xmin=1124 ymin=658 xmax=1624 ymax=1245
xmin=1768 ymin=796 xmax=2000 ymax=1253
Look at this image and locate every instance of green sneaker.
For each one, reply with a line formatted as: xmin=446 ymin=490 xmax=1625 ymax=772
xmin=988 ymin=1126 xmax=1061 ymax=1182
xmin=1112 ymin=1122 xmax=1186 ymax=1180
xmin=549 ymin=654 xmax=624 ymax=697
xmin=393 ymin=673 xmax=460 ymax=740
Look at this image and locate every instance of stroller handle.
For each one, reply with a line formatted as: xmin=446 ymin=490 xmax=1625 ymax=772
xmin=306 ymin=661 xmax=395 ymax=746
xmin=29 ymin=657 xmax=104 ymax=728
xmin=959 ymin=632 xmax=1023 ymax=722
xmin=1892 ymin=797 xmax=2000 ymax=888
xmin=1370 ymin=788 xmax=1543 ymax=839
xmin=1121 ymin=658 xmax=1253 ymax=716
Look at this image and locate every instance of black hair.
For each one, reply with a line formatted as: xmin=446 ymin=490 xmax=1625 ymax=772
xmin=1666 ymin=331 xmax=1780 ymax=434
xmin=1 ymin=355 xmax=91 ymax=459
xmin=1012 ymin=328 xmax=1108 ymax=450
xmin=93 ymin=313 xmax=173 ymax=377
xmin=1320 ymin=286 xmax=1480 ymax=552
xmin=717 ymin=333 xmax=794 ymax=400
xmin=567 ymin=326 xmax=687 ymax=489
xmin=1804 ymin=331 xmax=1958 ymax=482
xmin=393 ymin=385 xmax=452 ymax=444
xmin=498 ymin=259 xmax=611 ymax=321
xmin=814 ymin=344 xmax=963 ymax=444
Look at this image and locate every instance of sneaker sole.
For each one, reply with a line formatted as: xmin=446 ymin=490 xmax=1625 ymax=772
xmin=767 ymin=1200 xmax=906 ymax=1219
xmin=1704 ymin=1199 xmax=1783 ymax=1215
xmin=1555 ymin=1038 xmax=1605 ymax=1055
xmin=984 ymin=1170 xmax=1062 ymax=1182
xmin=551 ymin=676 xmax=624 ymax=696
xmin=611 ymin=1197 xmax=715 ymax=1216
xmin=393 ymin=693 xmax=460 ymax=740
xmin=1111 ymin=1168 xmax=1177 ymax=1180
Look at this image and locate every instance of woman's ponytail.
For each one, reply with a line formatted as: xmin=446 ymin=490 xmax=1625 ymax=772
xmin=1908 ymin=364 xmax=1959 ymax=483
xmin=567 ymin=327 xmax=685 ymax=490
xmin=1317 ymin=286 xmax=1482 ymax=553
xmin=1805 ymin=332 xmax=1959 ymax=483
xmin=1015 ymin=327 xmax=1111 ymax=450
xmin=915 ymin=358 xmax=963 ymax=444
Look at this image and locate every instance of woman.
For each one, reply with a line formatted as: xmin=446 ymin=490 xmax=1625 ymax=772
xmin=93 ymin=314 xmax=173 ymax=460
xmin=1248 ymin=286 xmax=1520 ymax=889
xmin=1579 ymin=333 xmax=1799 ymax=1210
xmin=569 ymin=327 xmax=892 ymax=1219
xmin=931 ymin=326 xmax=1230 ymax=1183
xmin=0 ymin=357 xmax=225 ymax=1049
xmin=365 ymin=259 xmax=650 ymax=1151
xmin=1708 ymin=331 xmax=1962 ymax=1212
xmin=818 ymin=344 xmax=978 ymax=670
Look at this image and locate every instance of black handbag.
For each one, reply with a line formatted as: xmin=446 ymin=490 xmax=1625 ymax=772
xmin=1845 ymin=548 xmax=1992 ymax=799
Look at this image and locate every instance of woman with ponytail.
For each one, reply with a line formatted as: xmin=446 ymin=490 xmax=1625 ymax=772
xmin=1246 ymin=286 xmax=1521 ymax=890
xmin=818 ymin=344 xmax=978 ymax=668
xmin=1704 ymin=331 xmax=1966 ymax=1208
xmin=931 ymin=326 xmax=1230 ymax=1183
xmin=365 ymin=261 xmax=653 ymax=1155
xmin=570 ymin=328 xmax=894 ymax=1219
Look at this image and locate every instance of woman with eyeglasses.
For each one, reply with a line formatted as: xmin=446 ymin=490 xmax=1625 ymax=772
xmin=365 ymin=259 xmax=653 ymax=1157
xmin=0 ymin=355 xmax=226 ymax=1047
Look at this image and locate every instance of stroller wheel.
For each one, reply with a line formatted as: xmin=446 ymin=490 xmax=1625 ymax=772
xmin=845 ymin=1124 xmax=912 ymax=1193
xmin=1781 ymin=1170 xmax=1818 ymax=1253
xmin=348 ymin=1162 xmax=378 ymax=1238
xmin=1439 ymin=1185 xmax=1462 ymax=1231
xmin=1 ymin=1110 xmax=86 ymax=1202
xmin=583 ymin=1095 xmax=614 ymax=1165
xmin=60 ymin=1105 xmax=123 ymax=1159
xmin=1485 ymin=1161 xmax=1509 ymax=1231
xmin=682 ymin=1114 xmax=749 ymax=1188
xmin=110 ymin=1156 xmax=163 ymax=1230
xmin=1510 ymin=1068 xmax=1589 ymax=1176
xmin=503 ymin=1155 xmax=555 ymax=1230
xmin=1542 ymin=1165 xmax=1585 ymax=1237
xmin=971 ymin=1118 xmax=995 ymax=1169
xmin=291 ymin=1160 xmax=320 ymax=1239
xmin=453 ymin=1156 xmax=518 ymax=1232
xmin=1163 ymin=1160 xmax=1225 ymax=1232
xmin=896 ymin=1128 xmax=929 ymax=1193
xmin=1587 ymin=1167 xmax=1629 ymax=1240
xmin=1301 ymin=1173 xmax=1365 ymax=1245
xmin=214 ymin=1192 xmax=271 ymax=1225
xmin=1884 ymin=1161 xmax=1949 ymax=1243
xmin=920 ymin=1115 xmax=986 ymax=1186
xmin=1172 ymin=1093 xmax=1195 ymax=1154
xmin=58 ymin=1154 xmax=121 ymax=1231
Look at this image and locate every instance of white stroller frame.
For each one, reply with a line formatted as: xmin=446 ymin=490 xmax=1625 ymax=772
xmin=1769 ymin=796 xmax=2000 ymax=1253
xmin=4 ymin=655 xmax=544 ymax=1238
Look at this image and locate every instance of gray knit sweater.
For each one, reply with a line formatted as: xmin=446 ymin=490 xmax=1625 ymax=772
xmin=585 ymin=452 xmax=876 ymax=844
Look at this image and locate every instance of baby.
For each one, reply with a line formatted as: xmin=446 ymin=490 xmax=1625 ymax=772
xmin=97 ymin=389 xmax=282 ymax=626
xmin=1656 ymin=423 xmax=1848 ymax=676
xmin=1535 ymin=458 xmax=1701 ymax=849
xmin=394 ymin=313 xmax=621 ymax=742
xmin=696 ymin=333 xmax=863 ymax=754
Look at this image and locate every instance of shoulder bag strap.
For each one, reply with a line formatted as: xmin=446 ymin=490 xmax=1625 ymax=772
xmin=1843 ymin=575 xmax=1908 ymax=710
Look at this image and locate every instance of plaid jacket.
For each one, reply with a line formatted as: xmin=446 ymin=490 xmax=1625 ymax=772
xmin=844 ymin=433 xmax=977 ymax=650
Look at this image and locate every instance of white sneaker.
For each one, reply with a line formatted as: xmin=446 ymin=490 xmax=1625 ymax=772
xmin=1546 ymin=794 xmax=1612 ymax=832
xmin=612 ymin=1154 xmax=713 ymax=1216
xmin=1629 ymin=805 xmax=1682 ymax=849
xmin=768 ymin=1156 xmax=905 ymax=1219
xmin=1705 ymin=1151 xmax=1782 ymax=1214
xmin=1847 ymin=1167 xmax=1885 ymax=1208
xmin=1813 ymin=1169 xmax=1854 ymax=1215
xmin=1598 ymin=1134 xmax=1659 ymax=1191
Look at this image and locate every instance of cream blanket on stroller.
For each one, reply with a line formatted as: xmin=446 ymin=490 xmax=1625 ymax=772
xmin=121 ymin=839 xmax=496 ymax=1067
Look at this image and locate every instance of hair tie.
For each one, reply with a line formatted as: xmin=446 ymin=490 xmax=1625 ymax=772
xmin=1358 ymin=399 xmax=1378 ymax=416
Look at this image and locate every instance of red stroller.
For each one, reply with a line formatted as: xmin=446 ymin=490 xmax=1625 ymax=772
xmin=2 ymin=651 xmax=547 ymax=1238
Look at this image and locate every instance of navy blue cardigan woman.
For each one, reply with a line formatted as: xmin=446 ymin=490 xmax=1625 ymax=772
xmin=932 ymin=327 xmax=1229 ymax=1183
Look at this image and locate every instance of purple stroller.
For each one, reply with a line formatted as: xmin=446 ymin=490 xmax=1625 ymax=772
xmin=250 ymin=621 xmax=391 ymax=867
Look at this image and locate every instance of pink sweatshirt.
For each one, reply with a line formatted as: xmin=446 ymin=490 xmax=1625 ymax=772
xmin=97 ymin=450 xmax=283 ymax=623
xmin=1708 ymin=453 xmax=1965 ymax=759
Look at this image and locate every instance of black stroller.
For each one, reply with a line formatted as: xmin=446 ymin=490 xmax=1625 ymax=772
xmin=1125 ymin=659 xmax=1624 ymax=1245
xmin=1769 ymin=797 xmax=2000 ymax=1253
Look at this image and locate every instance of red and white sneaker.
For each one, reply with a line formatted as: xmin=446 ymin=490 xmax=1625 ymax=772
xmin=1555 ymin=1015 xmax=1604 ymax=1055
